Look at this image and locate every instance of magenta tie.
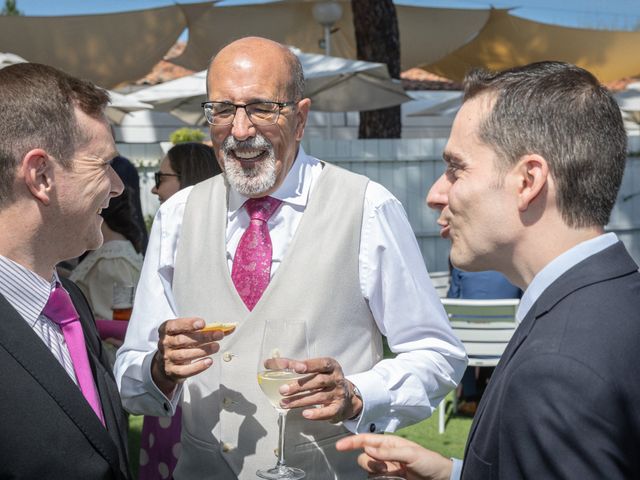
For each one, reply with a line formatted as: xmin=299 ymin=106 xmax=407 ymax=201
xmin=43 ymin=283 xmax=105 ymax=426
xmin=231 ymin=196 xmax=282 ymax=310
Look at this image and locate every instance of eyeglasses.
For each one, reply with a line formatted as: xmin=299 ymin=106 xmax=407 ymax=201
xmin=154 ymin=172 xmax=180 ymax=189
xmin=201 ymin=100 xmax=296 ymax=126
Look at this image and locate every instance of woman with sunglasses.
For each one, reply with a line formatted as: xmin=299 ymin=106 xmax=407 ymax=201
xmin=151 ymin=142 xmax=222 ymax=203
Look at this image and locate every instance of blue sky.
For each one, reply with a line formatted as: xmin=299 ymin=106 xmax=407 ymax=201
xmin=11 ymin=0 xmax=640 ymax=31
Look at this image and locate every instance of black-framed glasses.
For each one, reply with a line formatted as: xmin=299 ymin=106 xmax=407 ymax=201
xmin=154 ymin=172 xmax=180 ymax=189
xmin=201 ymin=100 xmax=296 ymax=126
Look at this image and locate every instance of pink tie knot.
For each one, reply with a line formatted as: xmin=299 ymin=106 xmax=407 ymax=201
xmin=245 ymin=196 xmax=282 ymax=223
xmin=43 ymin=284 xmax=80 ymax=327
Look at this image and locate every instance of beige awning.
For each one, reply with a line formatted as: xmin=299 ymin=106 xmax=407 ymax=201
xmin=422 ymin=8 xmax=640 ymax=83
xmin=173 ymin=1 xmax=493 ymax=72
xmin=0 ymin=5 xmax=187 ymax=88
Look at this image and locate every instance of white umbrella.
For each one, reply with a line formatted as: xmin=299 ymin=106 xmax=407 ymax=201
xmin=0 ymin=51 xmax=27 ymax=68
xmin=127 ymin=49 xmax=411 ymax=125
xmin=406 ymin=93 xmax=463 ymax=117
xmin=105 ymin=92 xmax=153 ymax=125
xmin=126 ymin=70 xmax=209 ymax=125
xmin=297 ymin=49 xmax=411 ymax=112
xmin=0 ymin=52 xmax=152 ymax=125
xmin=615 ymin=88 xmax=640 ymax=124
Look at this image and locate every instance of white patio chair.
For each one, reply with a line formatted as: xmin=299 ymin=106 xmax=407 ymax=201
xmin=429 ymin=270 xmax=451 ymax=299
xmin=438 ymin=298 xmax=519 ymax=433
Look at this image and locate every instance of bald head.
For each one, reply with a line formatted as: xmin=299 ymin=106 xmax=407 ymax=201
xmin=207 ymin=37 xmax=304 ymax=101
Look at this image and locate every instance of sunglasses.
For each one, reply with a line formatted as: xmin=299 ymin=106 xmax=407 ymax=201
xmin=154 ymin=172 xmax=180 ymax=189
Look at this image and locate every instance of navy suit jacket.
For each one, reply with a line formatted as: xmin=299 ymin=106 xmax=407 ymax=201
xmin=461 ymin=241 xmax=640 ymax=479
xmin=0 ymin=277 xmax=131 ymax=479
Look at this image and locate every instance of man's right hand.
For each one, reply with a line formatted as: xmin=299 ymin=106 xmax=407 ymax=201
xmin=335 ymin=434 xmax=453 ymax=480
xmin=151 ymin=317 xmax=226 ymax=396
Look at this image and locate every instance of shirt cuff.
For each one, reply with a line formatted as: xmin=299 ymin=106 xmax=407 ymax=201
xmin=343 ymin=370 xmax=392 ymax=434
xmin=142 ymin=349 xmax=183 ymax=416
xmin=450 ymin=458 xmax=463 ymax=480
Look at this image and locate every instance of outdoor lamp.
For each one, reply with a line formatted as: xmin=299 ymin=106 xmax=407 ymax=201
xmin=312 ymin=1 xmax=343 ymax=55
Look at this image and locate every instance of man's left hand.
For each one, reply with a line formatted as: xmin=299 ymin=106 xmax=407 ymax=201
xmin=271 ymin=357 xmax=362 ymax=422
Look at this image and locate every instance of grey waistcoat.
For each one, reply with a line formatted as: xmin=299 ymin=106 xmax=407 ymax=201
xmin=172 ymin=162 xmax=382 ymax=479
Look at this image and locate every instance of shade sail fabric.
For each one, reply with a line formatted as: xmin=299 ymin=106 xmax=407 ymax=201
xmin=422 ymin=8 xmax=640 ymax=84
xmin=173 ymin=1 xmax=492 ymax=72
xmin=127 ymin=49 xmax=411 ymax=124
xmin=0 ymin=6 xmax=187 ymax=88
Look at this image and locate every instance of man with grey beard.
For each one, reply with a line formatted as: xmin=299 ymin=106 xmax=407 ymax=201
xmin=115 ymin=36 xmax=466 ymax=480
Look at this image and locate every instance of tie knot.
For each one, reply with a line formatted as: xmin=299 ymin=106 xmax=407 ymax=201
xmin=43 ymin=284 xmax=79 ymax=327
xmin=245 ymin=196 xmax=282 ymax=222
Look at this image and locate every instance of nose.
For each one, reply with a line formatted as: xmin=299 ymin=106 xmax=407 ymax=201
xmin=230 ymin=106 xmax=256 ymax=141
xmin=151 ymin=183 xmax=158 ymax=196
xmin=108 ymin=165 xmax=125 ymax=197
xmin=426 ymin=173 xmax=450 ymax=211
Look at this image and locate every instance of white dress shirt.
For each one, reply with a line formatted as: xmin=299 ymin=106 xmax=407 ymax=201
xmin=115 ymin=147 xmax=467 ymax=433
xmin=450 ymin=232 xmax=620 ymax=480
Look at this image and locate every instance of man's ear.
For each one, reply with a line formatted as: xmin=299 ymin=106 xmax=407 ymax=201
xmin=21 ymin=149 xmax=54 ymax=206
xmin=515 ymin=154 xmax=549 ymax=211
xmin=294 ymin=98 xmax=311 ymax=142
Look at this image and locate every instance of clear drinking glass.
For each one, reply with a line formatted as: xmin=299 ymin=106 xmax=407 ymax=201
xmin=256 ymin=321 xmax=309 ymax=479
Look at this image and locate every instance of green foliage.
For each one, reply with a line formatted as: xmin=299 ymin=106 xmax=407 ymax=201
xmin=1 ymin=0 xmax=22 ymax=15
xmin=169 ymin=127 xmax=205 ymax=144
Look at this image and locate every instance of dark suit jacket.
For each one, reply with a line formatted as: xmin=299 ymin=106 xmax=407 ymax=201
xmin=461 ymin=241 xmax=640 ymax=479
xmin=0 ymin=277 xmax=131 ymax=479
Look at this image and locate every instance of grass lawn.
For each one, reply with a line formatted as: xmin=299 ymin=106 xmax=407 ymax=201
xmin=127 ymin=395 xmax=471 ymax=478
xmin=397 ymin=396 xmax=472 ymax=459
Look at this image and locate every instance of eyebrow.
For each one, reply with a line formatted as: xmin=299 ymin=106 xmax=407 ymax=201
xmin=442 ymin=151 xmax=459 ymax=164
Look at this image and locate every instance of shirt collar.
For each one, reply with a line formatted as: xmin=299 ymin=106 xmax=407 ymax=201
xmin=0 ymin=255 xmax=57 ymax=327
xmin=228 ymin=146 xmax=319 ymax=213
xmin=517 ymin=232 xmax=619 ymax=322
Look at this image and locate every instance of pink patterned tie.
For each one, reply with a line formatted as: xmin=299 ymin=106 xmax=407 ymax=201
xmin=232 ymin=196 xmax=282 ymax=310
xmin=43 ymin=283 xmax=105 ymax=426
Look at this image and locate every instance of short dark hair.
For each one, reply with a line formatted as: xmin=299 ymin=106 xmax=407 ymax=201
xmin=463 ymin=61 xmax=627 ymax=228
xmin=0 ymin=62 xmax=110 ymax=207
xmin=166 ymin=142 xmax=222 ymax=189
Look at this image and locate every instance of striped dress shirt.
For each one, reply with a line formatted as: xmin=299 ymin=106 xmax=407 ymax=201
xmin=0 ymin=255 xmax=78 ymax=384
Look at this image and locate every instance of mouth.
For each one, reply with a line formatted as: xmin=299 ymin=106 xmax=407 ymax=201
xmin=437 ymin=218 xmax=451 ymax=239
xmin=230 ymin=148 xmax=267 ymax=164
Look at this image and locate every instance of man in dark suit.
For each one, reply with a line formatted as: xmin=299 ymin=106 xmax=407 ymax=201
xmin=337 ymin=61 xmax=640 ymax=479
xmin=0 ymin=63 xmax=130 ymax=478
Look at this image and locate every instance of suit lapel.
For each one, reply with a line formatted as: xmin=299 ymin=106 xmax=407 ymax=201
xmin=0 ymin=293 xmax=121 ymax=474
xmin=464 ymin=305 xmax=537 ymax=451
